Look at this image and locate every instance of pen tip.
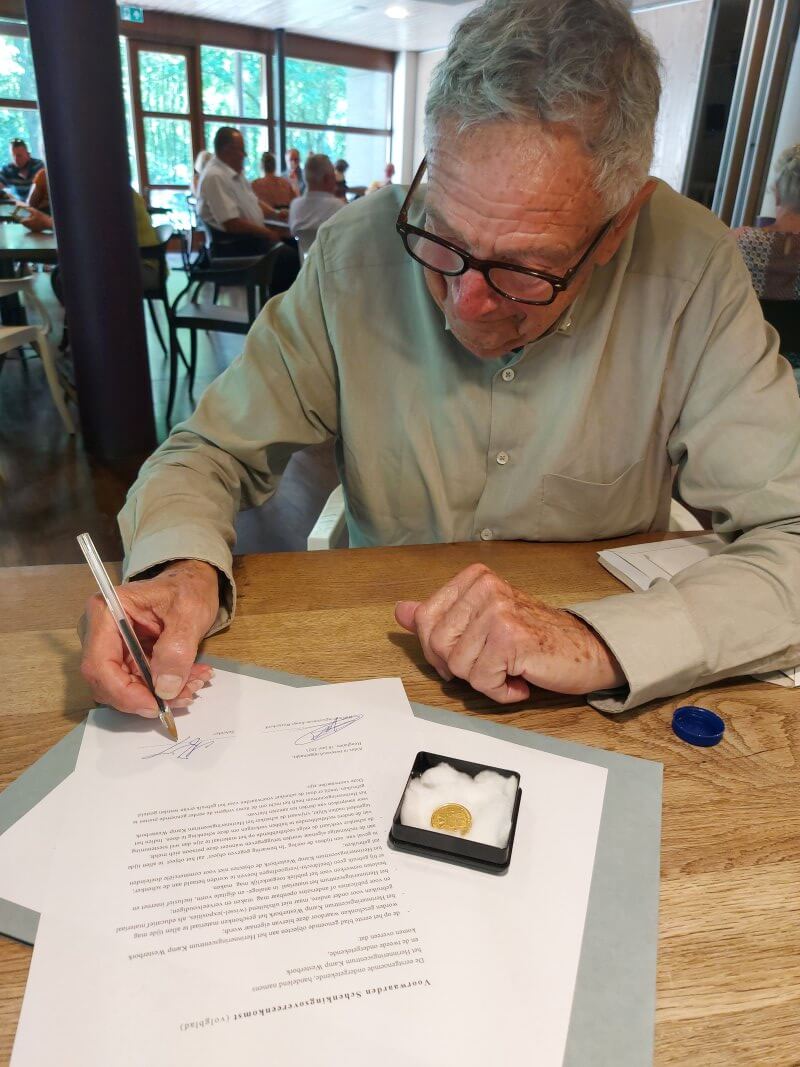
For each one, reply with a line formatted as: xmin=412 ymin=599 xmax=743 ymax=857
xmin=162 ymin=709 xmax=178 ymax=742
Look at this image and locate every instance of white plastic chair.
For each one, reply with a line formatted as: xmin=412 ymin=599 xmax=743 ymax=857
xmin=307 ymin=486 xmax=702 ymax=550
xmin=0 ymin=276 xmax=75 ymax=433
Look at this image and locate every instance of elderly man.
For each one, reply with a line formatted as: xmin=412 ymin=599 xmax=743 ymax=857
xmin=288 ymin=154 xmax=344 ymax=257
xmin=198 ymin=126 xmax=299 ymax=293
xmin=81 ymin=0 xmax=800 ymax=721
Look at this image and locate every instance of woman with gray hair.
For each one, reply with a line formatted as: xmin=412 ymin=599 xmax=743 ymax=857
xmin=733 ymin=144 xmax=800 ymax=301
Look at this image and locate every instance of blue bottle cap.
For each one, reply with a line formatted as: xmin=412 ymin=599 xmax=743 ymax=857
xmin=672 ymin=705 xmax=725 ymax=747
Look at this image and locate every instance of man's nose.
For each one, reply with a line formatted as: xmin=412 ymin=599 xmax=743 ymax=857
xmin=449 ymin=269 xmax=503 ymax=320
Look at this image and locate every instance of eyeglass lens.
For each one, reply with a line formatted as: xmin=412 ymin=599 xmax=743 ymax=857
xmin=406 ymin=232 xmax=555 ymax=302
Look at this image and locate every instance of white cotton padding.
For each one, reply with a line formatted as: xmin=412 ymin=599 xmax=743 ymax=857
xmin=399 ymin=762 xmax=518 ymax=848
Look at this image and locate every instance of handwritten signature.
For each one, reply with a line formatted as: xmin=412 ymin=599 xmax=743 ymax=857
xmin=141 ymin=736 xmax=217 ymax=761
xmin=294 ymin=715 xmax=363 ymax=747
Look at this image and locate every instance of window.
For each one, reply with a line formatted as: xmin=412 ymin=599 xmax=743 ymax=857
xmin=201 ymin=46 xmax=269 ymax=180
xmin=0 ymin=31 xmax=43 ymax=161
xmin=201 ymin=45 xmax=266 ymax=120
xmin=119 ymin=38 xmax=138 ymax=188
xmin=285 ymin=58 xmax=391 ymax=187
xmin=130 ymin=45 xmax=194 ymax=192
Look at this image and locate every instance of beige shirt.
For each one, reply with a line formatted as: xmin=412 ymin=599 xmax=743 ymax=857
xmin=121 ymin=181 xmax=800 ymax=712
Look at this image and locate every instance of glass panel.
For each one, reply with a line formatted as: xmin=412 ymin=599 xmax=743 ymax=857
xmin=204 ymin=122 xmax=270 ymax=181
xmin=149 ymin=188 xmax=191 ymax=234
xmin=201 ymin=45 xmax=266 ymax=120
xmin=286 ymin=128 xmax=390 ymax=189
xmin=143 ymin=117 xmax=192 ymax=185
xmin=0 ymin=106 xmax=44 ymax=161
xmin=139 ymin=50 xmax=189 ymax=114
xmin=119 ymin=38 xmax=138 ymax=188
xmin=0 ymin=34 xmax=37 ymax=101
xmin=285 ymin=59 xmax=390 ymax=130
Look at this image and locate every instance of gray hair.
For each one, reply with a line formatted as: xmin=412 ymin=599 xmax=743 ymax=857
xmin=775 ymin=144 xmax=800 ymax=213
xmin=304 ymin=153 xmax=335 ymax=189
xmin=425 ymin=0 xmax=662 ymax=214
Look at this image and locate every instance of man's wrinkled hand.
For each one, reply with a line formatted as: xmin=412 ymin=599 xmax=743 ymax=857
xmin=79 ymin=559 xmax=220 ymax=718
xmin=394 ymin=563 xmax=625 ymax=704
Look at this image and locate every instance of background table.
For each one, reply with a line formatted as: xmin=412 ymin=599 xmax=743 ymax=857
xmin=0 ymin=227 xmax=57 ymax=267
xmin=0 ymin=540 xmax=798 ymax=1065
xmin=0 ymin=228 xmax=58 ymax=326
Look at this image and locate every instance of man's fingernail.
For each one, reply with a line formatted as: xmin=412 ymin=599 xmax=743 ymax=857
xmin=155 ymin=674 xmax=183 ymax=699
xmin=136 ymin=708 xmax=160 ymax=719
xmin=188 ymin=679 xmax=204 ymax=693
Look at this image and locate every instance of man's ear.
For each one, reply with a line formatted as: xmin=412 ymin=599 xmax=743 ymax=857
xmin=595 ymin=179 xmax=658 ymax=266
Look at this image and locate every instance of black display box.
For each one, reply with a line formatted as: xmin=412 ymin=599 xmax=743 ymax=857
xmin=388 ymin=751 xmax=522 ymax=875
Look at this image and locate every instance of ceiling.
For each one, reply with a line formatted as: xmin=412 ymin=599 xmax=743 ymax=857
xmin=123 ymin=0 xmax=481 ymax=52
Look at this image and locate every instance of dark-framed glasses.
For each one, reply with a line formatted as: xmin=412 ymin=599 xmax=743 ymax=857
xmin=395 ymin=157 xmax=616 ymax=306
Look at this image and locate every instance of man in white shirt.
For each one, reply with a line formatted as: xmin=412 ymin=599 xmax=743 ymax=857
xmin=288 ymin=154 xmax=344 ymax=257
xmin=198 ymin=126 xmax=299 ymax=292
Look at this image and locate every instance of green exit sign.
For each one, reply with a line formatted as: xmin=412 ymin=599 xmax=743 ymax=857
xmin=120 ymin=4 xmax=144 ymax=22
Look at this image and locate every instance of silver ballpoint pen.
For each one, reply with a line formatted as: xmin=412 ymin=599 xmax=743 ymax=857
xmin=77 ymin=532 xmax=178 ymax=741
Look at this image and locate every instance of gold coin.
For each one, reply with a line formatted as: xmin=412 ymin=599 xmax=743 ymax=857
xmin=430 ymin=803 xmax=472 ymax=835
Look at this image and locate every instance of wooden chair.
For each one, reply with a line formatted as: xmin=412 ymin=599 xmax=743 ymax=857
xmin=0 ymin=275 xmax=75 ymax=433
xmin=166 ymin=246 xmax=280 ymax=426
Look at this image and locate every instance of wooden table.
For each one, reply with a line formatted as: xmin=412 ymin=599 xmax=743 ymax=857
xmin=0 ymin=227 xmax=57 ymax=266
xmin=0 ymin=228 xmax=58 ymax=326
xmin=1 ymin=541 xmax=798 ymax=1065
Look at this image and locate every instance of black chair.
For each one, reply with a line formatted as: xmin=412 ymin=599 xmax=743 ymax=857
xmin=140 ymin=223 xmax=175 ymax=358
xmin=166 ymin=246 xmax=280 ymax=426
xmin=760 ymin=299 xmax=800 ymax=356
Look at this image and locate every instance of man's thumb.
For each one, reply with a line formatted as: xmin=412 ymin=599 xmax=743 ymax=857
xmin=151 ymin=619 xmax=202 ymax=700
xmin=394 ymin=600 xmax=420 ymax=633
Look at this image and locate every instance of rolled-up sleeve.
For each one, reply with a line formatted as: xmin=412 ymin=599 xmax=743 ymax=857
xmin=570 ymin=237 xmax=800 ymax=711
xmin=119 ymin=245 xmax=338 ymax=634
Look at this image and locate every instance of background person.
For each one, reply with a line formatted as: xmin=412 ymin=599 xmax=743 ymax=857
xmin=192 ymin=149 xmax=212 ymax=195
xmin=288 ymin=154 xmax=344 ymax=258
xmin=367 ymin=161 xmax=395 ymax=195
xmin=27 ymin=167 xmax=49 ymax=212
xmin=334 ymin=158 xmax=349 ymax=200
xmin=282 ymin=146 xmax=306 ymax=196
xmin=198 ymin=126 xmax=299 ymax=294
xmin=0 ymin=137 xmax=44 ymax=199
xmin=732 ymin=144 xmax=800 ymax=300
xmin=251 ymin=151 xmax=297 ymax=243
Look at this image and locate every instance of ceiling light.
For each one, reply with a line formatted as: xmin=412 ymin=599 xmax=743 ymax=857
xmin=385 ymin=5 xmax=410 ymax=18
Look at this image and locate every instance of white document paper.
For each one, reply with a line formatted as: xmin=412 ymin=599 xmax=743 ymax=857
xmin=0 ymin=671 xmax=295 ymax=914
xmin=598 ymin=535 xmax=800 ymax=687
xmin=11 ymin=670 xmax=607 ymax=1067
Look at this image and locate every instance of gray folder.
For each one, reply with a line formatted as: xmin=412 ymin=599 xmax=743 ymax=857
xmin=0 ymin=656 xmax=662 ymax=1066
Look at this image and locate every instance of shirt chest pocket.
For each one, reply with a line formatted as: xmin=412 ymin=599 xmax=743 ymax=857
xmin=540 ymin=458 xmax=650 ymax=541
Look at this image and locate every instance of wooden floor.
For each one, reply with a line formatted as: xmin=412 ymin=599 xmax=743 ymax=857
xmin=0 ymin=268 xmax=340 ymax=567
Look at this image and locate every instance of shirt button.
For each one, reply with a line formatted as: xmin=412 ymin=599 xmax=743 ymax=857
xmin=501 ymin=368 xmax=515 ymax=382
xmin=496 ymin=451 xmax=509 ymax=465
xmin=480 ymin=528 xmax=494 ymax=541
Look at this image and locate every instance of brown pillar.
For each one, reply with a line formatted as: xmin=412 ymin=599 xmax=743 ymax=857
xmin=25 ymin=0 xmax=157 ymax=460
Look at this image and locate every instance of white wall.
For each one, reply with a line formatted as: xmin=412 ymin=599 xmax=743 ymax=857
xmin=760 ymin=35 xmax=800 ymax=217
xmin=391 ymin=51 xmax=418 ymax=185
xmin=633 ymin=0 xmax=714 ymax=192
xmin=405 ymin=1 xmax=714 ymax=193
xmin=412 ymin=48 xmax=445 ymax=167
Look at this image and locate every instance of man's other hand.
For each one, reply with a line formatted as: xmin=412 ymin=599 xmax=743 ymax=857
xmin=79 ymin=560 xmax=220 ymax=717
xmin=395 ymin=563 xmax=625 ymax=703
